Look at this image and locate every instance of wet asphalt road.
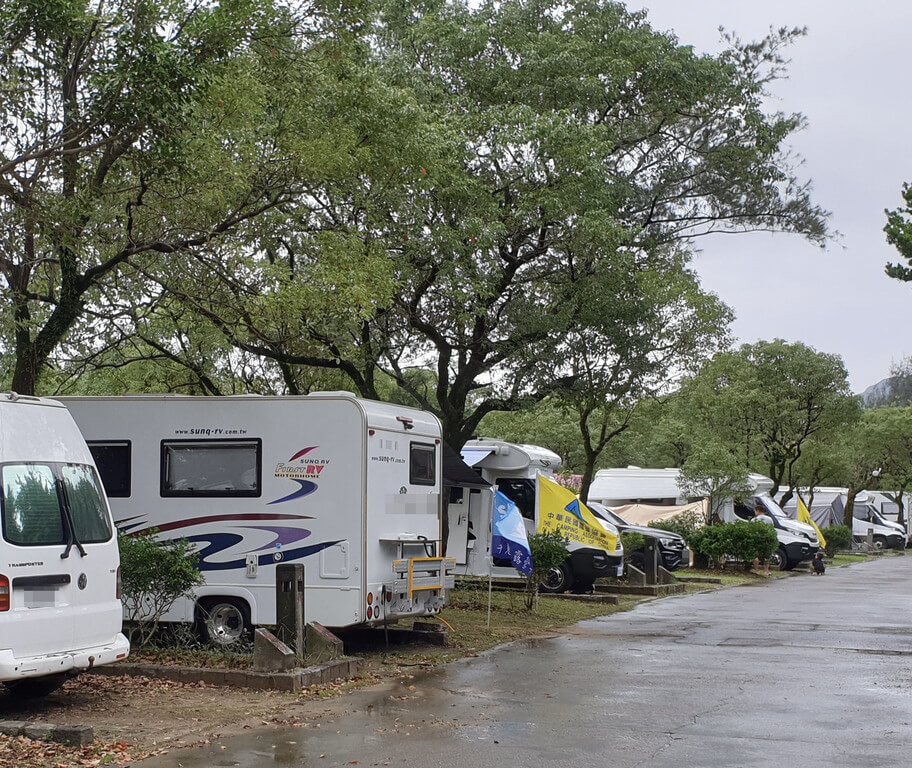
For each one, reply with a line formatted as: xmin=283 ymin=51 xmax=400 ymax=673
xmin=142 ymin=556 xmax=912 ymax=768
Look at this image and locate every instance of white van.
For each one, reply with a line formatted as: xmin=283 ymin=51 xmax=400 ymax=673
xmin=61 ymin=394 xmax=454 ymax=643
xmin=0 ymin=394 xmax=129 ymax=696
xmin=589 ymin=467 xmax=819 ymax=570
xmin=447 ymin=439 xmax=623 ymax=592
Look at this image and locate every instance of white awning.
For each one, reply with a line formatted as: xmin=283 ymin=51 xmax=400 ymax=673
xmin=460 ymin=448 xmax=495 ymax=467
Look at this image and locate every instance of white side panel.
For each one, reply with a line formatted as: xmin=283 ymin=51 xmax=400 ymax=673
xmin=63 ymin=396 xmax=368 ymax=629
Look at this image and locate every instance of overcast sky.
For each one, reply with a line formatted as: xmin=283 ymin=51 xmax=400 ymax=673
xmin=633 ymin=0 xmax=912 ymax=392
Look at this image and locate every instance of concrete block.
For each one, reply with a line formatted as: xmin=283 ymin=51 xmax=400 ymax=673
xmin=253 ymin=627 xmax=296 ymax=673
xmin=23 ymin=723 xmax=55 ymax=741
xmin=625 ymin=563 xmax=646 ymax=586
xmin=0 ymin=720 xmax=25 ymax=737
xmin=53 ymin=725 xmax=94 ymax=747
xmin=305 ymin=622 xmax=343 ymax=664
xmin=657 ymin=566 xmax=677 ymax=585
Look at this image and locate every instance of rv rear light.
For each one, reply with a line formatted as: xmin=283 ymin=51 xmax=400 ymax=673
xmin=116 ymin=566 xmax=122 ymax=600
xmin=117 ymin=653 xmax=128 ymax=660
xmin=0 ymin=575 xmax=8 ymax=611
xmin=369 ymin=429 xmax=375 ymax=436
xmin=386 ymin=591 xmax=392 ymax=602
xmin=367 ymin=592 xmax=373 ymax=605
xmin=367 ymin=606 xmax=373 ymax=619
xmin=396 ymin=416 xmax=414 ymax=430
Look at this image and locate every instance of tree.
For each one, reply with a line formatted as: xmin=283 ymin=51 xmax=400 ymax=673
xmin=164 ymin=0 xmax=827 ymax=451
xmin=885 ymin=182 xmax=912 ymax=282
xmin=0 ymin=0 xmax=366 ymax=394
xmin=677 ymin=340 xmax=860 ymax=502
xmin=679 ymin=443 xmax=752 ymax=525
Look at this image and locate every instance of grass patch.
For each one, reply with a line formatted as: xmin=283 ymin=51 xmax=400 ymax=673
xmin=830 ymin=553 xmax=870 ymax=566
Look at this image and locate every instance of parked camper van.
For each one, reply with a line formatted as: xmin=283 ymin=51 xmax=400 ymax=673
xmin=0 ymin=394 xmax=129 ymax=696
xmin=62 ymin=394 xmax=454 ymax=644
xmin=588 ymin=467 xmax=819 ymax=571
xmin=447 ymin=439 xmax=623 ymax=593
xmin=781 ymin=488 xmax=907 ymax=550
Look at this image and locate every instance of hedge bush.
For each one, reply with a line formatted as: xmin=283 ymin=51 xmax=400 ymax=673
xmin=689 ymin=522 xmax=778 ymax=569
xmin=620 ymin=531 xmax=646 ymax=561
xmin=821 ymin=524 xmax=852 ymax=555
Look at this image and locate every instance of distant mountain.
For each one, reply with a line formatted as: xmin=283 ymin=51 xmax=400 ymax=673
xmin=862 ymin=377 xmax=893 ymax=407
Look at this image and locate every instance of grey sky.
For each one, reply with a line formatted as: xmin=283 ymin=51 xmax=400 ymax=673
xmin=635 ymin=0 xmax=912 ymax=392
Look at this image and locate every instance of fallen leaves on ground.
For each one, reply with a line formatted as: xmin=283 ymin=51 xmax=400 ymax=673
xmin=0 ymin=733 xmax=163 ymax=768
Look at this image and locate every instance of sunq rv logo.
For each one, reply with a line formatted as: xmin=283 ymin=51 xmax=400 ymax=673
xmin=269 ymin=447 xmax=329 ymax=505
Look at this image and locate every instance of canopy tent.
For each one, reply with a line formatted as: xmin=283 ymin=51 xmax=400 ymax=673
xmin=609 ymin=500 xmax=707 ymax=527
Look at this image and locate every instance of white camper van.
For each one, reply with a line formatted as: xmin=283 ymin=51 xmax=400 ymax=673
xmin=62 ymin=394 xmax=454 ymax=643
xmin=782 ymin=488 xmax=907 ymax=550
xmin=0 ymin=394 xmax=129 ymax=696
xmin=588 ymin=467 xmax=819 ymax=571
xmin=447 ymin=439 xmax=623 ymax=592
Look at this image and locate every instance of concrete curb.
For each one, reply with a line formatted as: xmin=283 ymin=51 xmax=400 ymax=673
xmin=89 ymin=657 xmax=363 ymax=692
xmin=0 ymin=720 xmax=93 ymax=747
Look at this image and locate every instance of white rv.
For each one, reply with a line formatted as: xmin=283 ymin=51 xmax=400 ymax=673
xmin=0 ymin=394 xmax=129 ymax=696
xmin=588 ymin=467 xmax=819 ymax=571
xmin=446 ymin=439 xmax=623 ymax=593
xmin=62 ymin=394 xmax=454 ymax=644
xmin=781 ymin=488 xmax=907 ymax=550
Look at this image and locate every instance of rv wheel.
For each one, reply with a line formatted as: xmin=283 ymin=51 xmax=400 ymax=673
xmin=539 ymin=562 xmax=573 ymax=593
xmin=873 ymin=536 xmax=887 ymax=552
xmin=4 ymin=674 xmax=67 ymax=698
xmin=769 ymin=547 xmax=790 ymax=571
xmin=199 ymin=598 xmax=251 ymax=646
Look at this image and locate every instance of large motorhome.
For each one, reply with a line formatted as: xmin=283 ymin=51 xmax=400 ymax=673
xmin=62 ymin=394 xmax=455 ymax=644
xmin=781 ymin=488 xmax=908 ymax=550
xmin=588 ymin=467 xmax=819 ymax=570
xmin=446 ymin=439 xmax=623 ymax=593
xmin=0 ymin=394 xmax=129 ymax=696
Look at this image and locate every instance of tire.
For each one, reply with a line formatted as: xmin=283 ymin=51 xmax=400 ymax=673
xmin=873 ymin=536 xmax=887 ymax=552
xmin=539 ymin=562 xmax=573 ymax=593
xmin=4 ymin=674 xmax=67 ymax=698
xmin=198 ymin=598 xmax=251 ymax=647
xmin=769 ymin=547 xmax=790 ymax=572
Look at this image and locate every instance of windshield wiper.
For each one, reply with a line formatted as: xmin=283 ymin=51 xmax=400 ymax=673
xmin=60 ymin=503 xmax=87 ymax=559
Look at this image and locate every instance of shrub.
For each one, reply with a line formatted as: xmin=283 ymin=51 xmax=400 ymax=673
xmin=689 ymin=522 xmax=777 ymax=569
xmin=119 ymin=531 xmax=204 ymax=646
xmin=525 ymin=531 xmax=570 ymax=610
xmin=821 ymin=524 xmax=852 ymax=555
xmin=620 ymin=532 xmax=646 ymax=561
xmin=648 ymin=509 xmax=704 ymax=544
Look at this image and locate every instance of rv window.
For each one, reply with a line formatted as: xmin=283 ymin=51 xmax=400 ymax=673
xmin=409 ymin=443 xmax=436 ymax=486
xmin=495 ymin=478 xmax=535 ymax=521
xmin=87 ymin=441 xmax=131 ymax=498
xmin=161 ymin=440 xmax=261 ymax=497
xmin=61 ymin=465 xmax=113 ymax=543
xmin=1 ymin=464 xmax=65 ymax=545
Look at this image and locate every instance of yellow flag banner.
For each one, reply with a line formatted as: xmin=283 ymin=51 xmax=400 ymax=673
xmin=798 ymin=497 xmax=827 ymax=549
xmin=537 ymin=474 xmax=619 ymax=553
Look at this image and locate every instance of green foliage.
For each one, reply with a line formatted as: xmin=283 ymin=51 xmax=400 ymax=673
xmin=822 ymin=525 xmax=853 ymax=555
xmin=671 ymin=340 xmax=860 ymax=499
xmin=525 ymin=531 xmax=570 ymax=611
xmin=885 ymin=182 xmax=912 ymax=282
xmin=119 ymin=532 xmax=204 ymax=647
xmin=620 ymin=532 xmax=646 ymax=561
xmin=689 ymin=522 xmax=778 ymax=568
xmin=679 ymin=443 xmax=752 ymax=523
xmin=649 ymin=510 xmax=704 ymax=545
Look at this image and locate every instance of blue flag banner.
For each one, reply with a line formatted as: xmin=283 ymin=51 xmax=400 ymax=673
xmin=492 ymin=490 xmax=534 ymax=577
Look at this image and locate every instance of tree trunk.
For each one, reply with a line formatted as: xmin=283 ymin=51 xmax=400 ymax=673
xmin=844 ymin=487 xmax=858 ymax=527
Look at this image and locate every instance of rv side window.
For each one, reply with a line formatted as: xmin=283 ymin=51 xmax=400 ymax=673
xmin=1 ymin=464 xmax=65 ymax=545
xmin=87 ymin=441 xmax=131 ymax=498
xmin=161 ymin=440 xmax=261 ymax=497
xmin=495 ymin=478 xmax=535 ymax=521
xmin=409 ymin=443 xmax=436 ymax=486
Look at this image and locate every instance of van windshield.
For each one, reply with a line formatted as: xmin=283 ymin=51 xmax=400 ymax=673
xmin=1 ymin=463 xmax=112 ymax=546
